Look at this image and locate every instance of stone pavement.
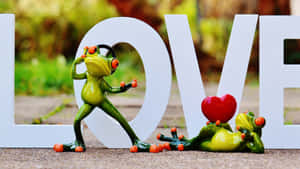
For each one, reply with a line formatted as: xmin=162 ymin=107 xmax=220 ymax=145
xmin=3 ymin=84 xmax=300 ymax=168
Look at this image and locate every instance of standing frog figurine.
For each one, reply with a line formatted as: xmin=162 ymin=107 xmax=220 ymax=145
xmin=53 ymin=44 xmax=153 ymax=152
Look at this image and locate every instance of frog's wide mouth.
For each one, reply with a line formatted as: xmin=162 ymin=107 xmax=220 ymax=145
xmin=84 ymin=57 xmax=110 ymax=76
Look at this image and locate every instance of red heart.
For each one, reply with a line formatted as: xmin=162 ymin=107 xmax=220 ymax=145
xmin=201 ymin=94 xmax=237 ymax=123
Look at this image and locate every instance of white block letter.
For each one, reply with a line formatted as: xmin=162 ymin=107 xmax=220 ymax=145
xmin=0 ymin=14 xmax=74 ymax=147
xmin=165 ymin=15 xmax=257 ymax=138
xmin=74 ymin=17 xmax=172 ymax=148
xmin=260 ymin=16 xmax=300 ymax=148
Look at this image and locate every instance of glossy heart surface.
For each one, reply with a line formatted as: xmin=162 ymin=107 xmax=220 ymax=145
xmin=201 ymin=94 xmax=237 ymax=123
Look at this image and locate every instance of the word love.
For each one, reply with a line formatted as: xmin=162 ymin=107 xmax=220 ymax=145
xmin=0 ymin=14 xmax=298 ymax=148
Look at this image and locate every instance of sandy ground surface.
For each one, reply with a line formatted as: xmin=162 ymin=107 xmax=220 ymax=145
xmin=3 ymin=84 xmax=300 ymax=169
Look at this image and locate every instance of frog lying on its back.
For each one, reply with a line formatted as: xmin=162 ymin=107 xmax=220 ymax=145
xmin=155 ymin=112 xmax=265 ymax=153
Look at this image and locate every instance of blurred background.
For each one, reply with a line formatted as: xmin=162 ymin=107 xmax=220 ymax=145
xmin=0 ymin=0 xmax=294 ymax=96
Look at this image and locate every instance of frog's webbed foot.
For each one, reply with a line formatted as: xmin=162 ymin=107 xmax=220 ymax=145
xmin=130 ymin=140 xmax=163 ymax=153
xmin=156 ymin=128 xmax=191 ymax=151
xmin=53 ymin=140 xmax=85 ymax=152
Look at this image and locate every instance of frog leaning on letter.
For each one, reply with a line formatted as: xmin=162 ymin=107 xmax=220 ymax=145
xmin=53 ymin=44 xmax=152 ymax=152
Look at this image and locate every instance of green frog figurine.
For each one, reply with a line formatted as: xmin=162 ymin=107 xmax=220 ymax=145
xmin=53 ymin=44 xmax=153 ymax=152
xmin=130 ymin=94 xmax=266 ymax=153
xmin=156 ymin=112 xmax=265 ymax=153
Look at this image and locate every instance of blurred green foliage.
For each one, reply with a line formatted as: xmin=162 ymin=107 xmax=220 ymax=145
xmin=158 ymin=0 xmax=233 ymax=61
xmin=200 ymin=19 xmax=232 ymax=61
xmin=15 ymin=51 xmax=145 ymax=96
xmin=15 ymin=57 xmax=72 ymax=95
xmin=0 ymin=0 xmax=117 ymax=61
xmin=3 ymin=0 xmax=240 ymax=95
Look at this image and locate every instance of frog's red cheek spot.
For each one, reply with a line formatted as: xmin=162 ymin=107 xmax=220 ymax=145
xmin=112 ymin=59 xmax=119 ymax=69
xmin=255 ymin=117 xmax=265 ymax=126
xmin=88 ymin=46 xmax=97 ymax=54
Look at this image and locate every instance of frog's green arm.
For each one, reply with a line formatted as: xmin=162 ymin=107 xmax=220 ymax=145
xmin=102 ymin=80 xmax=131 ymax=93
xmin=189 ymin=123 xmax=233 ymax=144
xmin=246 ymin=132 xmax=264 ymax=153
xmin=220 ymin=123 xmax=233 ymax=132
xmin=72 ymin=57 xmax=87 ymax=79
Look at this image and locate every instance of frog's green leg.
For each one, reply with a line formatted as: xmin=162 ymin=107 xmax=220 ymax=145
xmin=189 ymin=124 xmax=219 ymax=146
xmin=249 ymin=132 xmax=264 ymax=153
xmin=54 ymin=103 xmax=94 ymax=152
xmin=98 ymin=98 xmax=156 ymax=153
xmin=237 ymin=127 xmax=264 ymax=153
xmin=246 ymin=132 xmax=264 ymax=153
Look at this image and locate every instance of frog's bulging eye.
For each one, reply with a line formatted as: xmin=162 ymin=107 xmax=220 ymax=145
xmin=111 ymin=59 xmax=119 ymax=69
xmin=88 ymin=46 xmax=97 ymax=54
xmin=255 ymin=117 xmax=265 ymax=126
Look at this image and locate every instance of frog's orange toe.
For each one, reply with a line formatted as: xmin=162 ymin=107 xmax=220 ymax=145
xmin=158 ymin=144 xmax=164 ymax=152
xmin=130 ymin=145 xmax=138 ymax=153
xmin=178 ymin=135 xmax=184 ymax=140
xmin=75 ymin=146 xmax=84 ymax=152
xmin=120 ymin=81 xmax=125 ymax=88
xmin=131 ymin=80 xmax=138 ymax=88
xmin=53 ymin=144 xmax=58 ymax=151
xmin=156 ymin=133 xmax=161 ymax=140
xmin=241 ymin=133 xmax=246 ymax=140
xmin=177 ymin=144 xmax=184 ymax=151
xmin=163 ymin=142 xmax=171 ymax=151
xmin=53 ymin=144 xmax=64 ymax=152
xmin=171 ymin=127 xmax=177 ymax=132
xmin=149 ymin=144 xmax=159 ymax=153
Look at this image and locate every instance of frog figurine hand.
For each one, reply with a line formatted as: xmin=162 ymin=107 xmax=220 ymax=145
xmin=53 ymin=44 xmax=153 ymax=152
xmin=155 ymin=94 xmax=266 ymax=153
